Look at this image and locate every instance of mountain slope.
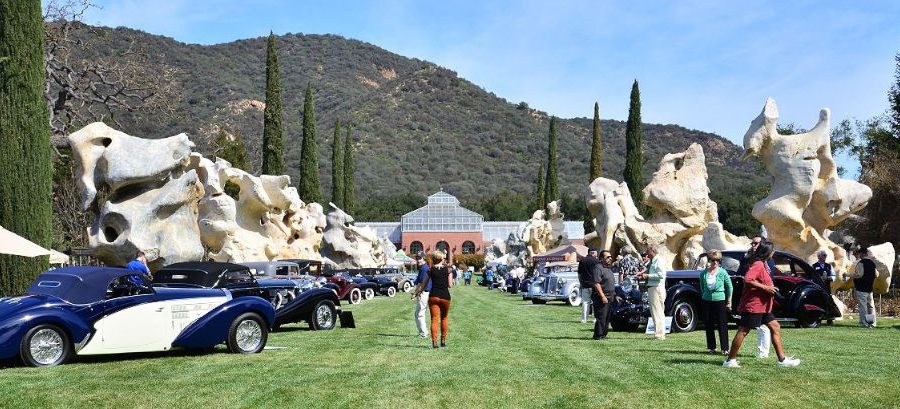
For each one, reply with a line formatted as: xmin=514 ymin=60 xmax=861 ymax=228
xmin=66 ymin=24 xmax=765 ymax=222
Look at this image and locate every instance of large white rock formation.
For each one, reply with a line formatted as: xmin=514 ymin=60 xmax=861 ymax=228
xmin=321 ymin=204 xmax=379 ymax=268
xmin=68 ymin=122 xmax=329 ymax=269
xmin=585 ymin=143 xmax=749 ymax=270
xmin=742 ymin=98 xmax=891 ymax=289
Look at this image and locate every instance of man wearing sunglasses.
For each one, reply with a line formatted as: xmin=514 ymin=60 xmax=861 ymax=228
xmin=591 ymin=250 xmax=616 ymax=340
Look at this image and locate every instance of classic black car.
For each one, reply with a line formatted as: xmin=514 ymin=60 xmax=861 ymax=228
xmin=610 ymin=250 xmax=840 ymax=333
xmin=154 ymin=262 xmax=341 ymax=330
xmin=359 ymin=267 xmax=413 ymax=293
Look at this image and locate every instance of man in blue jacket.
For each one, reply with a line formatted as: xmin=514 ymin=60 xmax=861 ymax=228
xmin=411 ymin=251 xmax=431 ymax=338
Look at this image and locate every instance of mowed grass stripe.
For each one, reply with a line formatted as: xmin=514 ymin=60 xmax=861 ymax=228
xmin=0 ymin=285 xmax=897 ymax=409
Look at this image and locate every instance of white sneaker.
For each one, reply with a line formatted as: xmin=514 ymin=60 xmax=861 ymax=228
xmin=722 ymin=359 xmax=741 ymax=368
xmin=756 ymin=352 xmax=769 ymax=358
xmin=777 ymin=357 xmax=801 ymax=367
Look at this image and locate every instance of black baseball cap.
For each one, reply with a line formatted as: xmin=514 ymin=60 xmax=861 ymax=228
xmin=414 ymin=251 xmax=426 ymax=260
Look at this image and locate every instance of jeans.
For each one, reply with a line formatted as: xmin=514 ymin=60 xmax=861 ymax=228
xmin=414 ymin=291 xmax=429 ymax=337
xmin=580 ymin=287 xmax=593 ymax=322
xmin=856 ymin=290 xmax=876 ymax=326
xmin=592 ymin=293 xmax=611 ymax=338
xmin=647 ymin=285 xmax=666 ymax=339
xmin=701 ymin=300 xmax=729 ymax=351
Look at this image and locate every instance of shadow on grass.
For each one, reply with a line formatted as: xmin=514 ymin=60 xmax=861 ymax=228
xmin=664 ymin=358 xmax=717 ymax=365
xmin=636 ymin=349 xmax=719 ymax=356
xmin=535 ymin=336 xmax=595 ymax=341
xmin=273 ymin=325 xmax=313 ymax=333
xmin=73 ymin=348 xmax=223 ymax=366
xmin=375 ymin=333 xmax=412 ymax=338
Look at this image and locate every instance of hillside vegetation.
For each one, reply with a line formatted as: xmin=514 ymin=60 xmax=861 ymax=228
xmin=63 ymin=24 xmax=766 ymax=232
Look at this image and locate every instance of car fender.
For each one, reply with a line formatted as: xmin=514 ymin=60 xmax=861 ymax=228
xmin=0 ymin=301 xmax=95 ymax=359
xmin=664 ymin=284 xmax=700 ymax=313
xmin=789 ymin=285 xmax=833 ymax=316
xmin=274 ymin=288 xmax=340 ymax=326
xmin=172 ymin=297 xmax=275 ymax=349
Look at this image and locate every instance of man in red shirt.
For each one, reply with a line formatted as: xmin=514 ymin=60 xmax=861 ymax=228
xmin=723 ymin=241 xmax=800 ymax=368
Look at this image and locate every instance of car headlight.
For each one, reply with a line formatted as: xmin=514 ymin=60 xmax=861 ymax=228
xmin=558 ymin=279 xmax=566 ymax=285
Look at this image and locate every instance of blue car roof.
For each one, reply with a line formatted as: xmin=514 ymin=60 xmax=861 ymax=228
xmin=27 ymin=266 xmax=139 ymax=304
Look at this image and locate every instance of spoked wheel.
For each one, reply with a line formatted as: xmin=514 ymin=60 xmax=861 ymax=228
xmin=227 ymin=312 xmax=267 ymax=354
xmin=386 ymin=286 xmax=397 ymax=297
xmin=364 ymin=288 xmax=375 ymax=300
xmin=348 ymin=288 xmax=362 ymax=305
xmin=21 ymin=324 xmax=72 ymax=367
xmin=309 ymin=300 xmax=337 ymax=330
xmin=402 ymin=281 xmax=412 ymax=292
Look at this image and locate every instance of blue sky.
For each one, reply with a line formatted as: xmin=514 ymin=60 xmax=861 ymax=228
xmin=81 ymin=1 xmax=900 ymax=174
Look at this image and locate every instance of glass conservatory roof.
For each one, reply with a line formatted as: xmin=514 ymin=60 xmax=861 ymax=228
xmin=401 ymin=191 xmax=483 ymax=232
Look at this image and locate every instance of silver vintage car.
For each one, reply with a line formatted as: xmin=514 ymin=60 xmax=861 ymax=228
xmin=526 ymin=261 xmax=582 ymax=306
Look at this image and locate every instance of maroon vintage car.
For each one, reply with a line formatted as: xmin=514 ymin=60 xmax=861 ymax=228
xmin=281 ymin=259 xmax=362 ymax=305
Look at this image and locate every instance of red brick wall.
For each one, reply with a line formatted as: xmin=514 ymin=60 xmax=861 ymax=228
xmin=402 ymin=231 xmax=483 ymax=262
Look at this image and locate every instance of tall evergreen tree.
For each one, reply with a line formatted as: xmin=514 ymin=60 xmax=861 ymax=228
xmin=0 ymin=0 xmax=52 ymax=295
xmin=298 ymin=83 xmax=322 ymax=203
xmin=585 ymin=101 xmax=603 ymax=233
xmin=343 ymin=125 xmax=356 ymax=213
xmin=261 ymin=32 xmax=284 ymax=175
xmin=623 ymin=80 xmax=645 ymax=210
xmin=535 ymin=162 xmax=546 ymax=212
xmin=331 ymin=120 xmax=345 ymax=208
xmin=544 ymin=117 xmax=559 ymax=205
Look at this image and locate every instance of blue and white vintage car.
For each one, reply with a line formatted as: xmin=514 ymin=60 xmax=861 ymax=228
xmin=0 ymin=266 xmax=275 ymax=367
xmin=525 ymin=262 xmax=582 ymax=306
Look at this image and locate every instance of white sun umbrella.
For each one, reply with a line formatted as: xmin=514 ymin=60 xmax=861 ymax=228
xmin=0 ymin=225 xmax=52 ymax=258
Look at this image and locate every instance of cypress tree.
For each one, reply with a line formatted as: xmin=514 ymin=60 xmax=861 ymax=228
xmin=261 ymin=32 xmax=284 ymax=175
xmin=544 ymin=117 xmax=559 ymax=205
xmin=535 ymin=162 xmax=546 ymax=212
xmin=331 ymin=120 xmax=345 ymax=208
xmin=343 ymin=124 xmax=355 ymax=213
xmin=0 ymin=0 xmax=53 ymax=295
xmin=585 ymin=101 xmax=603 ymax=233
xmin=623 ymin=80 xmax=644 ymax=209
xmin=298 ymin=83 xmax=322 ymax=203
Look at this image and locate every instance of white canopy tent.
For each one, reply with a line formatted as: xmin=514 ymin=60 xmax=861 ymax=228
xmin=0 ymin=225 xmax=69 ymax=264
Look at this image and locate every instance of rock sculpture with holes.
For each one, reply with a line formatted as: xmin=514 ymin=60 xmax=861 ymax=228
xmin=69 ymin=122 xmax=330 ymax=270
xmin=742 ymin=98 xmax=891 ymax=290
xmin=321 ymin=203 xmax=379 ymax=268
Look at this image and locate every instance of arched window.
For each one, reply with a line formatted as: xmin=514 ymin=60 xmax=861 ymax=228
xmin=409 ymin=241 xmax=423 ymax=255
xmin=436 ymin=241 xmax=450 ymax=255
xmin=462 ymin=241 xmax=476 ymax=254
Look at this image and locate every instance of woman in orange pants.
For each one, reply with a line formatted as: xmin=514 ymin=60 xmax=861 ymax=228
xmin=414 ymin=250 xmax=453 ymax=349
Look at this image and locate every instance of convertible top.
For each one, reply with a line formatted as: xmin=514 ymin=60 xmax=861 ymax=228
xmin=26 ymin=266 xmax=138 ymax=305
xmin=156 ymin=261 xmax=252 ymax=287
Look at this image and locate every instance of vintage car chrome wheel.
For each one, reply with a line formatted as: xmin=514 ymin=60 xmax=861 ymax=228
xmin=309 ymin=300 xmax=337 ymax=330
xmin=364 ymin=287 xmax=375 ymax=300
xmin=567 ymin=289 xmax=582 ymax=307
xmin=402 ymin=281 xmax=412 ymax=292
xmin=227 ymin=312 xmax=267 ymax=354
xmin=348 ymin=288 xmax=362 ymax=304
xmin=386 ymin=286 xmax=397 ymax=297
xmin=671 ymin=299 xmax=697 ymax=332
xmin=21 ymin=324 xmax=72 ymax=367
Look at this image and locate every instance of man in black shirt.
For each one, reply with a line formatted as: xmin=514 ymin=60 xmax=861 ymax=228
xmin=577 ymin=248 xmax=600 ymax=324
xmin=592 ymin=250 xmax=616 ymax=340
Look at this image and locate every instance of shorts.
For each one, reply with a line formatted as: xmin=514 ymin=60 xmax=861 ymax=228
xmin=738 ymin=312 xmax=776 ymax=328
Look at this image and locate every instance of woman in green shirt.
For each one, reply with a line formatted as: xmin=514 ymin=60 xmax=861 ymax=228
xmin=700 ymin=250 xmax=733 ymax=354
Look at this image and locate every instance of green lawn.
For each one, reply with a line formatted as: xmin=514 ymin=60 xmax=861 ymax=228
xmin=1 ymin=285 xmax=898 ymax=409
